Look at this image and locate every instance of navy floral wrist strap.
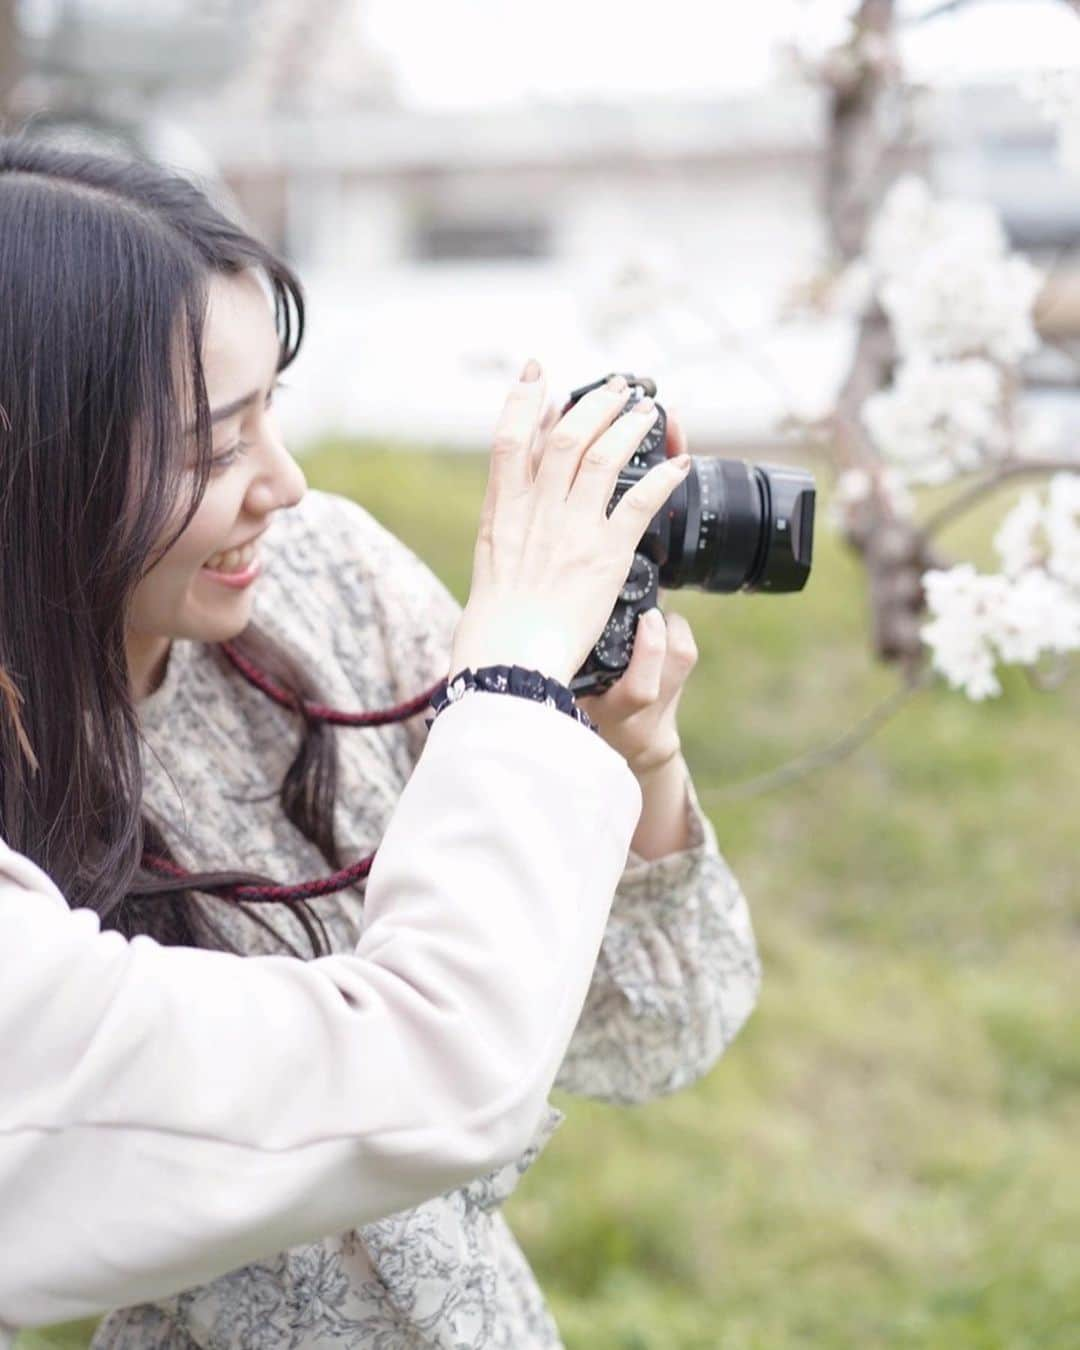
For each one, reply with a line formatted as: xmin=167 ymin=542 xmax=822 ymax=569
xmin=425 ymin=665 xmax=598 ymax=734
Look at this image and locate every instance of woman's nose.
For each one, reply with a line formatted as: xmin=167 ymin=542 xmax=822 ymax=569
xmin=246 ymin=440 xmax=307 ymax=515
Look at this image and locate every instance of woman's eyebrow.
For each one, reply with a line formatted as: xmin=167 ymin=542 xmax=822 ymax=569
xmin=184 ymin=386 xmax=266 ymax=435
xmin=211 ymin=390 xmax=259 ymax=423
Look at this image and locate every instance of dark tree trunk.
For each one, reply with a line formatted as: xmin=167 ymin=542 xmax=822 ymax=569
xmin=0 ymin=0 xmax=19 ymax=126
xmin=824 ymin=0 xmax=944 ymax=675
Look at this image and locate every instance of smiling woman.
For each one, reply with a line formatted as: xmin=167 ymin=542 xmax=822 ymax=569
xmin=0 ymin=127 xmax=758 ymax=1350
xmin=126 ymin=269 xmax=307 ymax=704
xmin=0 ymin=131 xmax=337 ymax=956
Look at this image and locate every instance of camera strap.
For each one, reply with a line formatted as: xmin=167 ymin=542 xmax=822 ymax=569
xmin=137 ymin=644 xmax=445 ymax=904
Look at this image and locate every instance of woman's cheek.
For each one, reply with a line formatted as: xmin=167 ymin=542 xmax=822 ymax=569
xmin=181 ymin=496 xmax=237 ymax=569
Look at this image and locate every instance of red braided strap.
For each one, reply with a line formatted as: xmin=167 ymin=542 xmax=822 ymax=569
xmin=140 ymin=849 xmax=377 ymax=903
xmin=219 ymin=640 xmax=442 ymax=726
xmin=139 ymin=643 xmax=446 ymax=903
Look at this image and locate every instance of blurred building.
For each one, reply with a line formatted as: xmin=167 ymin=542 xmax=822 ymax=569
xmin=185 ymin=87 xmax=849 ymax=453
xmin=7 ymin=0 xmax=1080 ymax=452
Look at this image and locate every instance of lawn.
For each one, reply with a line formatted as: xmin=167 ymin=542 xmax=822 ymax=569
xmin=21 ymin=440 xmax=1080 ymax=1349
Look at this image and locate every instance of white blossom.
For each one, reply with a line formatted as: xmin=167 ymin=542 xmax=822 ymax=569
xmin=865 ymin=177 xmax=1043 ymax=364
xmin=773 ymin=6 xmax=864 ymax=84
xmin=921 ymin=559 xmax=1080 ymax=701
xmin=993 ymin=489 xmax=1045 ymax=577
xmin=1045 ymin=472 xmax=1080 ymax=589
xmin=881 ymin=247 xmax=1042 ymax=365
xmin=827 ymin=259 xmax=875 ymax=318
xmin=862 ymin=358 xmax=1002 ymax=484
xmin=1014 ymin=405 xmax=1065 ymax=460
xmin=865 ymin=176 xmax=1006 ymax=285
xmin=994 ymin=568 xmax=1080 ymax=665
xmin=827 ymin=465 xmax=914 ymax=532
xmin=994 ymin=472 xmax=1080 ymax=588
xmin=921 ymin=565 xmax=1008 ymax=699
xmin=1021 ymin=69 xmax=1080 ymax=176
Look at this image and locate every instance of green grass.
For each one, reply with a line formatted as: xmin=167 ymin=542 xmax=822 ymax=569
xmin=21 ymin=442 xmax=1080 ymax=1349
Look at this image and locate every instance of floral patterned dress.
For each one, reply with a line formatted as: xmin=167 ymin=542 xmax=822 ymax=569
xmin=92 ymin=489 xmax=760 ymax=1349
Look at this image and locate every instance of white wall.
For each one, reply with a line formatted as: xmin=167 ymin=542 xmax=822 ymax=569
xmin=273 ymin=156 xmax=852 ymax=454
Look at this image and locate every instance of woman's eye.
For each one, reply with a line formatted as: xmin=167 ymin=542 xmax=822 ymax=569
xmin=210 ymin=381 xmax=287 ymax=471
xmin=211 ymin=440 xmax=249 ymax=471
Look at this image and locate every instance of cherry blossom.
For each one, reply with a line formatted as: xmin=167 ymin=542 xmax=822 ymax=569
xmin=827 ymin=465 xmax=914 ymax=533
xmin=866 ymin=178 xmax=1042 ymax=364
xmin=861 ymin=357 xmax=1003 ymax=484
xmin=1021 ymin=68 xmax=1080 ymax=175
xmin=865 ymin=176 xmax=1007 ymax=287
xmin=921 ymin=561 xmax=1080 ymax=700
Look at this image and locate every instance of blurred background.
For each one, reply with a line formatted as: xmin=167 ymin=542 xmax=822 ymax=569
xmin=9 ymin=0 xmax=1080 ymax=450
xmin=4 ymin=2 xmax=1079 ymax=1346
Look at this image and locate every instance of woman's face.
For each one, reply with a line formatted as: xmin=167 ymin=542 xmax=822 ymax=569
xmin=126 ymin=269 xmax=308 ymax=701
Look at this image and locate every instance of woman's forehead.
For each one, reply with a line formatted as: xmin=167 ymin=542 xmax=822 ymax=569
xmin=202 ymin=271 xmax=279 ymax=396
xmin=203 ymin=270 xmax=277 ymax=357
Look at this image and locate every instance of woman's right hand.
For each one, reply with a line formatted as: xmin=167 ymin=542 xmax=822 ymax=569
xmin=449 ymin=360 xmax=692 ymax=687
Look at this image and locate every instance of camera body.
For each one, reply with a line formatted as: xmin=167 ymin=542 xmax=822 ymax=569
xmin=566 ymin=374 xmax=817 ymax=699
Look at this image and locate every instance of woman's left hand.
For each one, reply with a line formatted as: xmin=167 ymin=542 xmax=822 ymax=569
xmin=575 ymin=605 xmax=698 ymax=778
xmin=575 ymin=405 xmax=696 ymax=777
xmin=531 ymin=391 xmax=697 ymax=776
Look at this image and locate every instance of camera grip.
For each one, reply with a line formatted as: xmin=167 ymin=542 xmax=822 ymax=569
xmin=568 ymin=376 xmax=669 ymax=697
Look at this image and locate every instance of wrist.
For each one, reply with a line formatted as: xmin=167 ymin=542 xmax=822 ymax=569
xmin=626 ymin=742 xmax=683 ymax=779
xmin=449 ymin=650 xmax=575 ymax=687
xmin=451 ymin=613 xmax=578 ymax=688
xmin=628 ymin=749 xmax=692 ymax=859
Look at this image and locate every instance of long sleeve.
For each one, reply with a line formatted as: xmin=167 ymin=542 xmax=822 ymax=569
xmin=0 ymin=692 xmax=642 ymax=1331
xmin=355 ymin=501 xmax=761 ymax=1110
xmin=553 ymin=759 xmax=761 ymax=1104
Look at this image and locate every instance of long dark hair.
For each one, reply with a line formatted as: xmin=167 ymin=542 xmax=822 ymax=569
xmin=0 ymin=126 xmax=343 ymax=956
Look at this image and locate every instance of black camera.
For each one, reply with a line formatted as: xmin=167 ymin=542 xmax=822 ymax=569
xmin=565 ymin=373 xmax=817 ymax=699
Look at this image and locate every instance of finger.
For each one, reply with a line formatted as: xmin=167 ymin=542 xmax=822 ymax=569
xmin=655 ymin=610 xmax=698 ymax=706
xmin=481 ymin=362 xmax=548 ymax=522
xmin=613 ymin=607 xmax=668 ymax=710
xmin=566 ymin=396 xmax=663 ymax=522
xmin=531 ymin=375 xmax=631 ymax=503
xmin=587 ymin=607 xmax=667 ymax=718
xmin=665 ymin=406 xmax=689 ymax=460
xmin=527 ymin=394 xmax=560 ymax=481
xmin=606 ymin=452 xmax=692 ymax=554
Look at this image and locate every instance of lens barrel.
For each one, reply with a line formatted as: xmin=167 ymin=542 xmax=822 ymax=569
xmin=659 ymin=458 xmax=815 ymax=595
xmin=749 ymin=463 xmax=816 ymax=592
xmin=568 ymin=374 xmax=816 ymax=598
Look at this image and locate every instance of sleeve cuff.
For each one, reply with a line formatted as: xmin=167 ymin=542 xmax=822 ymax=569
xmin=620 ymin=763 xmax=718 ymax=896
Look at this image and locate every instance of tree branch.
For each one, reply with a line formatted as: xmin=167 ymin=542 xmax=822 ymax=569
xmin=900 ymin=0 xmax=985 ymax=25
xmin=710 ymin=667 xmax=934 ymax=801
xmin=1024 ymin=656 xmax=1076 ymax=692
xmin=916 ymin=457 xmax=1080 ymax=541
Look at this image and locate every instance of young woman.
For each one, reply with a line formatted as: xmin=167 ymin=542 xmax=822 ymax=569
xmin=0 ymin=132 xmax=760 ymax=1346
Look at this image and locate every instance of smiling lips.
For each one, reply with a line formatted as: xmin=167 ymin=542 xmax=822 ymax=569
xmin=203 ymin=531 xmax=264 ymax=573
xmin=203 ymin=541 xmax=256 ymax=574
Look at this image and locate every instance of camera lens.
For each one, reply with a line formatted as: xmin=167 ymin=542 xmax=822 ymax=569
xmin=661 ymin=459 xmax=815 ymax=594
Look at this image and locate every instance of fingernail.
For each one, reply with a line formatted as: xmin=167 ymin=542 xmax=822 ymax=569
xmin=520 ymin=358 xmax=541 ymax=382
xmin=673 ymin=453 xmax=691 ymax=469
xmin=635 ymin=397 xmax=656 ymax=416
xmin=607 ymin=374 xmax=628 ymax=395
